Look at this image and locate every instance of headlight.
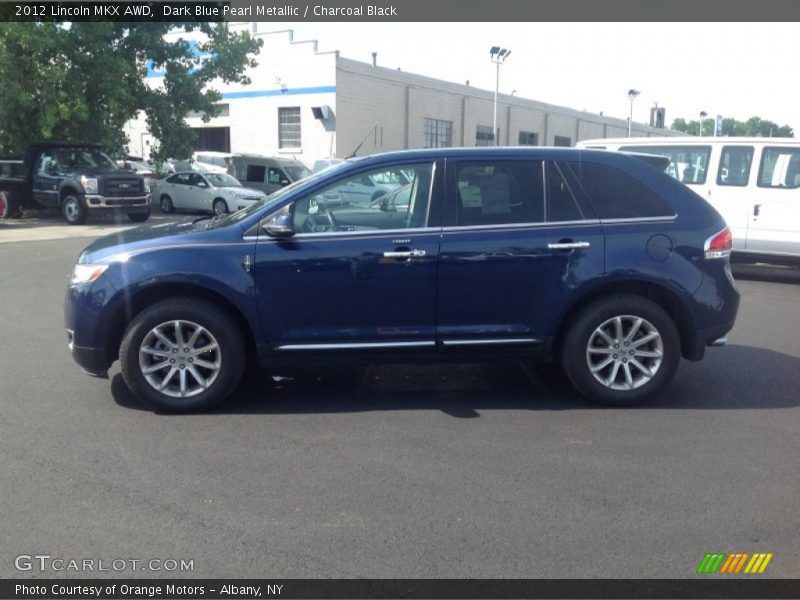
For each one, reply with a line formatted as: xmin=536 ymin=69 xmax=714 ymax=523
xmin=79 ymin=176 xmax=98 ymax=194
xmin=70 ymin=264 xmax=108 ymax=286
xmin=143 ymin=179 xmax=151 ymax=193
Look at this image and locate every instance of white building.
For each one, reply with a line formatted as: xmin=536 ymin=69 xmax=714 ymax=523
xmin=125 ymin=25 xmax=680 ymax=165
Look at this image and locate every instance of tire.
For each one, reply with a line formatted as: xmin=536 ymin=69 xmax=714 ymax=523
xmin=212 ymin=198 xmax=228 ymax=215
xmin=0 ymin=190 xmax=20 ymax=219
xmin=61 ymin=194 xmax=87 ymax=225
xmin=119 ymin=297 xmax=246 ymax=412
xmin=560 ymin=294 xmax=680 ymax=406
xmin=128 ymin=208 xmax=150 ymax=223
xmin=159 ymin=195 xmax=174 ymax=213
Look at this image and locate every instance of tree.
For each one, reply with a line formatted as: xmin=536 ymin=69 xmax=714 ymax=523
xmin=670 ymin=115 xmax=793 ymax=138
xmin=0 ymin=21 xmax=261 ymax=161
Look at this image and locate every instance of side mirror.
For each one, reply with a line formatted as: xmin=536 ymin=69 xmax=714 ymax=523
xmin=197 ymin=181 xmax=208 ymax=188
xmin=280 ymin=179 xmax=290 ymax=186
xmin=262 ymin=205 xmax=294 ymax=238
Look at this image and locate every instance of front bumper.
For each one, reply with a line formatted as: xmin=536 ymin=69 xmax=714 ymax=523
xmin=67 ymin=330 xmax=110 ymax=377
xmin=84 ymin=194 xmax=150 ymax=210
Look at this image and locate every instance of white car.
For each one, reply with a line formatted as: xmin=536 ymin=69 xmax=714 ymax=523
xmin=153 ymin=172 xmax=266 ymax=215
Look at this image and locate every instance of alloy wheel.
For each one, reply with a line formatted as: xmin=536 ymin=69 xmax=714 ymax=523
xmin=138 ymin=320 xmax=222 ymax=398
xmin=585 ymin=315 xmax=664 ymax=391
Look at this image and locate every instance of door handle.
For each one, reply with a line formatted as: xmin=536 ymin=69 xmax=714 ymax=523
xmin=547 ymin=241 xmax=590 ymax=250
xmin=383 ymin=249 xmax=426 ymax=259
xmin=753 ymin=204 xmax=761 ymax=217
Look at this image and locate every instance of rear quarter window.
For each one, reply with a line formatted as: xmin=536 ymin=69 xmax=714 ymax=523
xmin=563 ymin=161 xmax=675 ymax=219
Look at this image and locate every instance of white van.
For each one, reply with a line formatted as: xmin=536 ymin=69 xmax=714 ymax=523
xmin=576 ymin=137 xmax=800 ymax=262
xmin=192 ymin=151 xmax=230 ymax=174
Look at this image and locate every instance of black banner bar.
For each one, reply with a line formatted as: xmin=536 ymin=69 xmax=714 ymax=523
xmin=3 ymin=0 xmax=800 ymax=22
xmin=2 ymin=579 xmax=800 ymax=599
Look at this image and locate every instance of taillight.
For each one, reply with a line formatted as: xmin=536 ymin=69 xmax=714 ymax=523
xmin=704 ymin=227 xmax=732 ymax=259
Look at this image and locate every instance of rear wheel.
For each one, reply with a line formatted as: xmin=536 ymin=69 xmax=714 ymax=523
xmin=0 ymin=191 xmax=21 ymax=219
xmin=159 ymin=195 xmax=174 ymax=213
xmin=120 ymin=298 xmax=245 ymax=412
xmin=561 ymin=294 xmax=680 ymax=405
xmin=61 ymin=194 xmax=87 ymax=225
xmin=213 ymin=198 xmax=228 ymax=215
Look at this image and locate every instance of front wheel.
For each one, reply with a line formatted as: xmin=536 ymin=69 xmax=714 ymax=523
xmin=61 ymin=194 xmax=87 ymax=225
xmin=159 ymin=195 xmax=174 ymax=213
xmin=560 ymin=294 xmax=680 ymax=405
xmin=212 ymin=198 xmax=228 ymax=215
xmin=128 ymin=208 xmax=150 ymax=223
xmin=120 ymin=298 xmax=245 ymax=412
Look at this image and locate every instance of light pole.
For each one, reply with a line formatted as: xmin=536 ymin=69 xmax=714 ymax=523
xmin=699 ymin=111 xmax=708 ymax=136
xmin=490 ymin=46 xmax=511 ymax=146
xmin=627 ymin=89 xmax=640 ymax=137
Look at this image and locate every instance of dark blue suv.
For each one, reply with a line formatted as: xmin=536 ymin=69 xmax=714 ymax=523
xmin=65 ymin=148 xmax=739 ymax=411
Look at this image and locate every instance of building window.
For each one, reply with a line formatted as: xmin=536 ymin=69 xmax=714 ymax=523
xmin=278 ymin=107 xmax=302 ymax=149
xmin=518 ymin=131 xmax=538 ymax=146
xmin=554 ymin=135 xmax=572 ymax=147
xmin=424 ymin=118 xmax=452 ymax=148
xmin=476 ymin=125 xmax=496 ymax=147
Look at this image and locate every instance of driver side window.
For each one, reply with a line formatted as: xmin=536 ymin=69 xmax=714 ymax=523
xmin=292 ymin=163 xmax=434 ymax=234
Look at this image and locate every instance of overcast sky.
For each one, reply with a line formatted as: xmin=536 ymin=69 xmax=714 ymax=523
xmin=261 ymin=22 xmax=800 ymax=134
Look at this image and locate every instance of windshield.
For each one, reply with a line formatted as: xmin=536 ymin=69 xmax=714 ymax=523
xmin=284 ymin=165 xmax=312 ymax=181
xmin=210 ymin=161 xmax=351 ymax=228
xmin=54 ymin=147 xmax=116 ymax=170
xmin=206 ymin=173 xmax=241 ymax=188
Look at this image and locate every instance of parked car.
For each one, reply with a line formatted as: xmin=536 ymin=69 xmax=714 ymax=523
xmin=65 ymin=147 xmax=739 ymax=412
xmin=227 ymin=154 xmax=312 ymax=195
xmin=193 ymin=151 xmax=231 ymax=174
xmin=152 ymin=171 xmax=266 ymax=215
xmin=0 ymin=142 xmax=150 ymax=224
xmin=312 ymin=158 xmax=345 ymax=173
xmin=576 ymin=137 xmax=800 ymax=264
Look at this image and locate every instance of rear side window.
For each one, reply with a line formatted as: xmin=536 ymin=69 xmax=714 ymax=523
xmin=563 ymin=161 xmax=675 ymax=219
xmin=455 ymin=161 xmax=544 ymax=226
xmin=622 ymin=145 xmax=711 ymax=184
xmin=758 ymin=147 xmax=800 ymax=189
xmin=546 ymin=162 xmax=593 ymax=222
xmin=246 ymin=165 xmax=266 ymax=183
xmin=717 ymin=146 xmax=753 ymax=186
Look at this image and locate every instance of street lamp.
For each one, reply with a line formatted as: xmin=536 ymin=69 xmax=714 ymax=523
xmin=627 ymin=89 xmax=640 ymax=137
xmin=490 ymin=46 xmax=511 ymax=147
xmin=699 ymin=111 xmax=708 ymax=136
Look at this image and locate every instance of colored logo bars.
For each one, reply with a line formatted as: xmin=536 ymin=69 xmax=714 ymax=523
xmin=696 ymin=552 xmax=773 ymax=574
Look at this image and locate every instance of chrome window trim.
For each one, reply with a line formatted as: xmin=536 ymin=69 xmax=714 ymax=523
xmin=440 ymin=338 xmax=541 ymax=347
xmin=442 ymin=219 xmax=601 ymax=233
xmin=599 ymin=215 xmax=677 ymax=225
xmin=293 ymin=226 xmax=440 ymax=239
xmin=252 ymin=226 xmax=442 ymax=243
xmin=276 ymin=341 xmax=435 ymax=351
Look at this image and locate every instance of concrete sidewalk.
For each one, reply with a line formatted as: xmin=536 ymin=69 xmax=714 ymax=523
xmin=0 ymin=211 xmax=184 ymax=244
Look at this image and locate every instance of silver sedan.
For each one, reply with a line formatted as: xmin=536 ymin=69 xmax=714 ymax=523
xmin=153 ymin=172 xmax=267 ymax=215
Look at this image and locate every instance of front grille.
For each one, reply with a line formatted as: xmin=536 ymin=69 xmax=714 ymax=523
xmin=102 ymin=177 xmax=143 ymax=197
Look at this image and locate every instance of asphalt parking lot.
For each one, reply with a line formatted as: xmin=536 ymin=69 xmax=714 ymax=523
xmin=0 ymin=215 xmax=798 ymax=579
